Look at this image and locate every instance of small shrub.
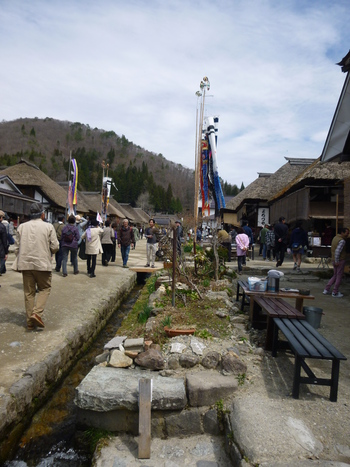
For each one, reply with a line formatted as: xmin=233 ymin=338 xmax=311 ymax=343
xmin=237 ymin=373 xmax=246 ymax=386
xmin=195 ymin=329 xmax=212 ymax=339
xmin=137 ymin=304 xmax=152 ymax=323
xmin=183 ymin=244 xmax=193 ymax=253
xmin=161 ymin=316 xmax=172 ymax=327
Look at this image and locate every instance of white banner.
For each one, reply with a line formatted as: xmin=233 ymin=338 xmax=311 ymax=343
xmin=257 ymin=207 xmax=269 ymax=227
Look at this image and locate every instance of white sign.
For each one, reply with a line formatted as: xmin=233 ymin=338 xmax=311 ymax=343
xmin=258 ymin=208 xmax=269 ymax=227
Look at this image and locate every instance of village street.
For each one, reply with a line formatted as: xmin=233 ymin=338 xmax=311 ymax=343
xmin=0 ymin=242 xmax=349 ymax=465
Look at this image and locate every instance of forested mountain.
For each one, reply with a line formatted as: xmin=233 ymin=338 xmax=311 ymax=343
xmin=0 ymin=117 xmax=241 ymax=213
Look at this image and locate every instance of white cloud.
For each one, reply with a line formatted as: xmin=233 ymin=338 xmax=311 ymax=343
xmin=1 ymin=0 xmax=349 ymax=187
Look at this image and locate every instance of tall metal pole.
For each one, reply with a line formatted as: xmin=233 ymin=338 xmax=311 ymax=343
xmin=193 ymin=78 xmax=210 ymax=273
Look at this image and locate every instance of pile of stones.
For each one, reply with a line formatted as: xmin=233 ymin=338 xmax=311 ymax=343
xmin=95 ymin=334 xmax=250 ymax=379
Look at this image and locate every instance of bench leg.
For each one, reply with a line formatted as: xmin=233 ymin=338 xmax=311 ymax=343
xmin=271 ymin=321 xmax=279 ymax=357
xmin=265 ymin=317 xmax=274 ymax=351
xmin=241 ymin=291 xmax=246 ymax=311
xmin=236 ymin=283 xmax=240 ymax=302
xmin=295 ymin=297 xmax=303 ymax=313
xmin=330 ymin=359 xmax=340 ymax=402
xmin=292 ymin=356 xmax=302 ymax=399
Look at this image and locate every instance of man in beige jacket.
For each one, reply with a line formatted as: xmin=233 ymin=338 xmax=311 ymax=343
xmin=13 ymin=203 xmax=59 ymax=330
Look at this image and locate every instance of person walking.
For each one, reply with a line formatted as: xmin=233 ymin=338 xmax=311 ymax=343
xmin=235 ymin=227 xmax=249 ymax=274
xmin=274 ymin=216 xmax=288 ymax=267
xmin=323 ymin=227 xmax=349 ymax=298
xmin=0 ymin=210 xmax=9 ymax=281
xmin=101 ymin=220 xmax=115 ymax=266
xmin=12 ymin=202 xmax=59 ymax=330
xmin=175 ymin=220 xmax=184 ymax=257
xmin=118 ymin=219 xmax=135 ymax=268
xmin=61 ymin=214 xmax=80 ymax=277
xmin=260 ymin=224 xmax=269 ymax=260
xmin=53 ymin=214 xmax=65 ymax=272
xmin=289 ymin=220 xmax=308 ymax=272
xmin=131 ymin=222 xmax=139 ymax=250
xmin=144 ymin=218 xmax=158 ymax=268
xmin=111 ymin=222 xmax=118 ymax=262
xmin=265 ymin=224 xmax=275 ymax=261
xmin=218 ymin=228 xmax=232 ymax=262
xmin=81 ymin=219 xmax=103 ymax=277
xmin=242 ymin=221 xmax=253 ymax=264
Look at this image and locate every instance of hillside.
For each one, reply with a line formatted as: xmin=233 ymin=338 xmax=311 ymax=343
xmin=0 ymin=117 xmax=195 ymax=211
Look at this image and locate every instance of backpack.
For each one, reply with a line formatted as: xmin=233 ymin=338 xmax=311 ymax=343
xmin=62 ymin=228 xmax=74 ymax=243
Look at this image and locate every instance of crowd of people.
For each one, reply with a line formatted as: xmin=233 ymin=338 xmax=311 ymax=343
xmin=1 ymin=204 xmax=349 ymax=331
xmin=217 ymin=218 xmax=349 ymax=295
xmin=0 ymin=204 xmax=188 ymax=330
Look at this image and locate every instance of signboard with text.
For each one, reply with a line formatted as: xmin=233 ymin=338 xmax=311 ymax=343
xmin=258 ymin=208 xmax=269 ymax=227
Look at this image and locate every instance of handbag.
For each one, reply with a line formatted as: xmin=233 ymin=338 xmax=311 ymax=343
xmin=292 ymin=243 xmax=300 ymax=252
xmin=79 ymin=239 xmax=87 ymax=260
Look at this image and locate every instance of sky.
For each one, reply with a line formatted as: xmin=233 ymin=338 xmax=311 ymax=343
xmin=1 ymin=0 xmax=350 ymax=188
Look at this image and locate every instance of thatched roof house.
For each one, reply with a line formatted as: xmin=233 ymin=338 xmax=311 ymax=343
xmin=79 ymin=192 xmax=127 ymax=220
xmin=224 ymin=158 xmax=315 ymax=227
xmin=0 ymin=160 xmax=69 ymax=219
xmin=0 ymin=174 xmax=37 ymax=216
xmin=118 ymin=203 xmax=150 ymax=225
xmin=268 ymin=51 xmax=350 ymax=230
xmin=269 ymin=158 xmax=350 ymax=228
xmin=134 ymin=207 xmax=150 ymax=225
xmin=321 ymin=50 xmax=350 ymax=163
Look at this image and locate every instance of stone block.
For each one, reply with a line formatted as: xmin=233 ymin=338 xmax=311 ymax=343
xmin=103 ymin=336 xmax=127 ymax=350
xmin=186 ymin=371 xmax=238 ymax=407
xmin=124 ymin=338 xmax=144 ymax=351
xmin=203 ymin=408 xmax=221 ymax=435
xmin=165 ymin=408 xmax=203 ymax=437
xmin=74 ymin=366 xmax=187 ymax=412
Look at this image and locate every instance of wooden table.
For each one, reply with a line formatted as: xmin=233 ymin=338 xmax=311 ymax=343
xmin=250 ymin=296 xmax=307 ymax=350
xmin=237 ymin=281 xmax=315 ymax=314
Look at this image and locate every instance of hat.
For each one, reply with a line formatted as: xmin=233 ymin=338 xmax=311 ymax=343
xmin=175 ymin=220 xmax=182 ymax=225
xmin=75 ymin=215 xmax=81 ymax=223
xmin=30 ymin=202 xmax=44 ymax=218
xmin=0 ymin=210 xmax=5 ymax=217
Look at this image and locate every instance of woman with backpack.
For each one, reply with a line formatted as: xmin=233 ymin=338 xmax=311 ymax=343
xmin=61 ymin=215 xmax=80 ymax=277
xmin=235 ymin=227 xmax=249 ymax=274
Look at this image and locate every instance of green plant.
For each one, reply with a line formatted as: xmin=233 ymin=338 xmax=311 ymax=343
xmin=82 ymin=428 xmax=111 ymax=454
xmin=202 ymin=278 xmax=210 ymax=287
xmin=161 ymin=315 xmax=172 ymax=327
xmin=147 ymin=275 xmax=158 ymax=294
xmin=137 ymin=304 xmax=152 ymax=323
xmin=194 ymin=329 xmax=212 ymax=339
xmin=214 ymin=399 xmax=230 ymax=432
xmin=237 ymin=373 xmax=246 ymax=386
xmin=183 ymin=243 xmax=193 ymax=253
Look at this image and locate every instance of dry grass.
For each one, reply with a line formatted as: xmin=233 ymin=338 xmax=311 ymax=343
xmin=116 ymin=273 xmax=234 ymax=346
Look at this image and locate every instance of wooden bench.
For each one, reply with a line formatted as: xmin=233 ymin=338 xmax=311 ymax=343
xmin=272 ymin=318 xmax=347 ymax=401
xmin=251 ymin=296 xmax=306 ymax=350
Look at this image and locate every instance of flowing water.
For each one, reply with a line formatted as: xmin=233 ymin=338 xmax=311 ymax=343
xmin=4 ymin=286 xmax=142 ymax=467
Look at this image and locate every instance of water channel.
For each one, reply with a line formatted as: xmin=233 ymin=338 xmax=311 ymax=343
xmin=4 ymin=286 xmax=142 ymax=467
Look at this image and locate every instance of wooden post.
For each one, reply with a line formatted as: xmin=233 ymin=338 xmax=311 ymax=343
xmin=172 ymin=225 xmax=176 ymax=306
xmin=138 ymin=378 xmax=152 ymax=459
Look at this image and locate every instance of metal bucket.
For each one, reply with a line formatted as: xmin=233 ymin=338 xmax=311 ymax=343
xmin=267 ymin=277 xmax=279 ymax=293
xmin=303 ymin=306 xmax=323 ymax=329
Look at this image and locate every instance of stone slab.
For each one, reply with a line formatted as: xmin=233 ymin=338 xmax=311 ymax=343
xmin=103 ymin=336 xmax=127 ymax=350
xmin=229 ymin=395 xmax=324 ymax=465
xmin=186 ymin=370 xmax=238 ymax=407
xmin=74 ymin=366 xmax=187 ymax=412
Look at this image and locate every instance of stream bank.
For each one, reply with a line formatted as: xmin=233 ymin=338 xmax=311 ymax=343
xmin=0 ymin=241 xmax=151 ymax=463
